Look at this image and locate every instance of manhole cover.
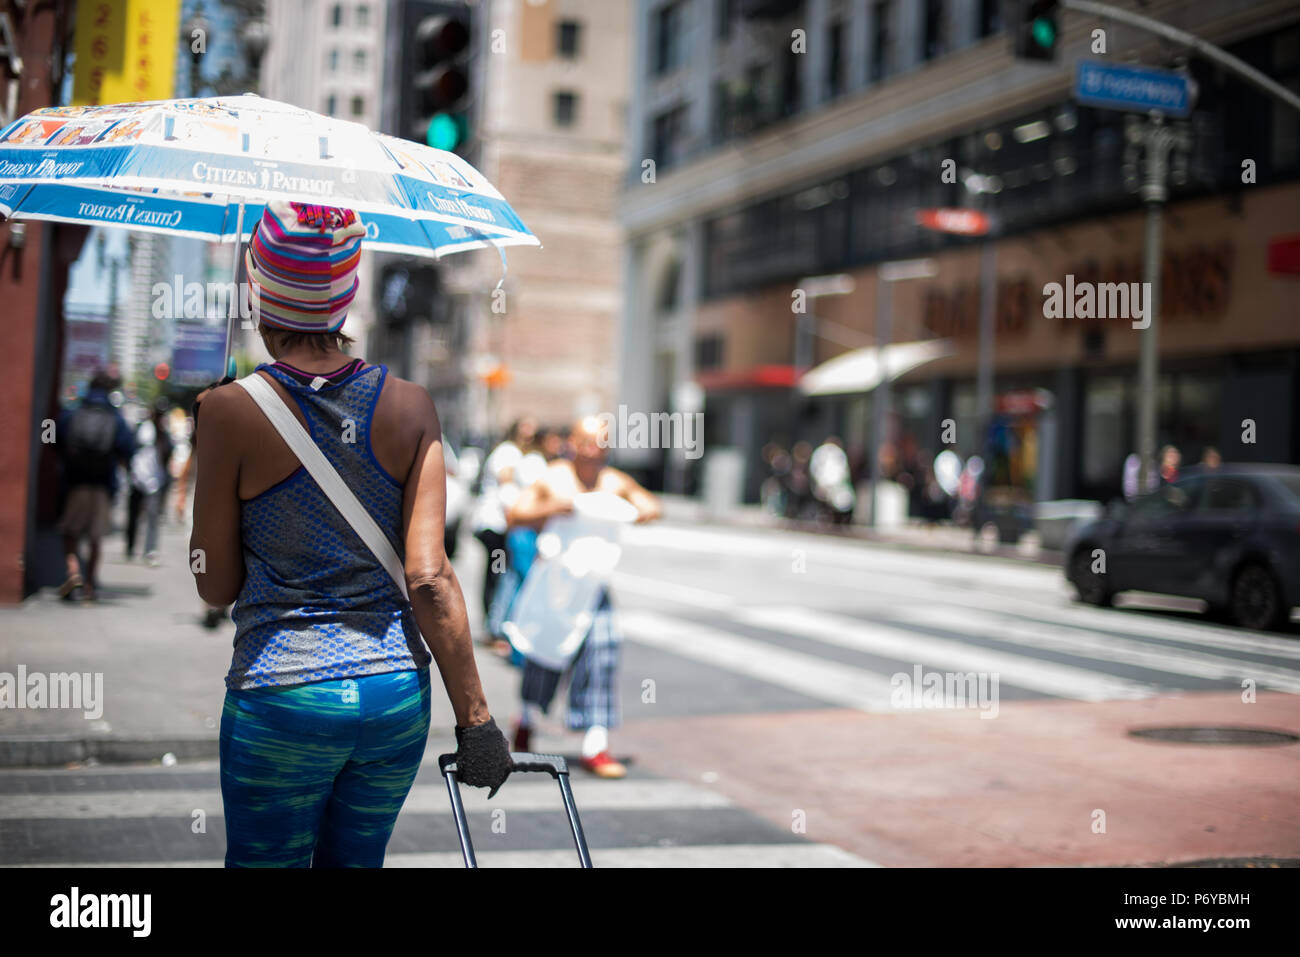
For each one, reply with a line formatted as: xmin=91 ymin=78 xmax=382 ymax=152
xmin=1128 ymin=726 xmax=1299 ymax=746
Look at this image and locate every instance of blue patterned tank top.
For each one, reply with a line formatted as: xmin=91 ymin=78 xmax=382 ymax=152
xmin=226 ymin=360 xmax=431 ymax=690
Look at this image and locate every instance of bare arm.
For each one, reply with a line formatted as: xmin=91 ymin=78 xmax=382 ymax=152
xmin=610 ymin=468 xmax=663 ymax=523
xmin=189 ymin=388 xmax=246 ymax=606
xmin=400 ymin=386 xmax=490 ymax=729
xmin=506 ymin=473 xmax=573 ymax=529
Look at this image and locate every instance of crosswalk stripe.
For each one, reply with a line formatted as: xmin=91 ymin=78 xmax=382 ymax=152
xmin=731 ymin=607 xmax=1159 ymax=702
xmin=0 ymin=778 xmax=733 ymax=820
xmin=626 ymin=523 xmax=1300 ymax=660
xmin=621 ymin=609 xmax=899 ymax=711
xmin=883 ymin=604 xmax=1300 ymax=692
xmin=614 ymin=572 xmax=738 ymax=610
xmin=776 ymin=562 xmax=1300 ymax=660
xmin=13 ymin=844 xmax=879 ymax=869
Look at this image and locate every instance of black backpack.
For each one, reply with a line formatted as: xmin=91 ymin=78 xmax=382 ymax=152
xmin=64 ymin=404 xmax=120 ymax=482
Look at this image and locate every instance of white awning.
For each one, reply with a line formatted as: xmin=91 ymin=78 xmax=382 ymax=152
xmin=798 ymin=339 xmax=957 ymax=396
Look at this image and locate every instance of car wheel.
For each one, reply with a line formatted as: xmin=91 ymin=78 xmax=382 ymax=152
xmin=1071 ymin=547 xmax=1112 ymax=607
xmin=1230 ymin=563 xmax=1287 ymax=631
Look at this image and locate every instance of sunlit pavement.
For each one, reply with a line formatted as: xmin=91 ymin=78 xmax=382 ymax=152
xmin=2 ymin=509 xmax=1298 ymax=866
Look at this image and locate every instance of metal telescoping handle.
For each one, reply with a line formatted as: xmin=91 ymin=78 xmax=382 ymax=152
xmin=438 ymin=752 xmax=594 ymax=868
xmin=556 ymin=772 xmax=593 ymax=868
xmin=507 ymin=753 xmax=591 ymax=867
xmin=438 ymin=753 xmax=477 ymax=868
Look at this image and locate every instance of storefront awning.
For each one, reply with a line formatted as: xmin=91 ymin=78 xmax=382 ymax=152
xmin=798 ymin=339 xmax=956 ymax=396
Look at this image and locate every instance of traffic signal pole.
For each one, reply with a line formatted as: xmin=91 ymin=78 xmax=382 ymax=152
xmin=1130 ymin=116 xmax=1189 ymax=492
xmin=1053 ymin=0 xmax=1300 ymax=487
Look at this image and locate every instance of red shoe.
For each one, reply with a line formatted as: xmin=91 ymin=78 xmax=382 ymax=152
xmin=512 ymin=721 xmax=531 ymax=754
xmin=580 ymin=750 xmax=626 ymax=779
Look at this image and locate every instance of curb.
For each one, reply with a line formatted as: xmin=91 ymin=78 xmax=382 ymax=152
xmin=0 ymin=733 xmax=219 ymax=768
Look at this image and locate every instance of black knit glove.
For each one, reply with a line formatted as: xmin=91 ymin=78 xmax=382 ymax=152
xmin=454 ymin=716 xmax=513 ymax=798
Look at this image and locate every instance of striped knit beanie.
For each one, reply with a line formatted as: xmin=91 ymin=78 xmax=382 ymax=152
xmin=245 ymin=201 xmax=367 ymax=333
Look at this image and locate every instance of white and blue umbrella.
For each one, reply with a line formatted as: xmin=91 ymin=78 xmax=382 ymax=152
xmin=0 ymin=94 xmax=539 ymax=370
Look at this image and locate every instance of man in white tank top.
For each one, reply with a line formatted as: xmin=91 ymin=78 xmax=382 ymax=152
xmin=505 ymin=417 xmax=661 ymax=777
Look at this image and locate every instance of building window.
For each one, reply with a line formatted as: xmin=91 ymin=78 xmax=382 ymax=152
xmin=326 ymin=94 xmax=337 ymax=116
xmin=826 ymin=19 xmax=846 ymax=99
xmin=658 ymin=260 xmax=682 ymax=313
xmin=978 ymin=0 xmax=1002 ymax=38
xmin=553 ymin=91 xmax=578 ymax=127
xmin=780 ymin=39 xmax=801 ymax=116
xmin=694 ymin=334 xmax=723 ymax=370
xmin=654 ymin=1 xmax=686 ymax=76
xmin=715 ymin=0 xmax=736 ymax=41
xmin=922 ymin=0 xmax=945 ymax=61
xmin=557 ymin=20 xmax=581 ymax=58
xmin=331 ymin=3 xmax=343 ymax=28
xmin=650 ymin=102 xmax=688 ymax=170
xmin=327 ymin=48 xmax=339 ymax=72
xmin=354 ymin=48 xmax=367 ymax=73
xmin=351 ymin=95 xmax=364 ymax=117
xmin=870 ymin=1 xmax=892 ymax=82
xmin=356 ymin=4 xmax=369 ymax=28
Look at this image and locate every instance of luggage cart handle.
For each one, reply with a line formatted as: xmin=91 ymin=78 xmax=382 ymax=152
xmin=438 ymin=752 xmax=569 ymax=778
xmin=438 ymin=752 xmax=592 ymax=868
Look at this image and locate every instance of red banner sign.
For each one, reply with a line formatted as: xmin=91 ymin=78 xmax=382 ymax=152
xmin=916 ymin=208 xmax=990 ymax=236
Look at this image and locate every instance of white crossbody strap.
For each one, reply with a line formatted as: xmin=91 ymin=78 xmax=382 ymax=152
xmin=235 ymin=373 xmax=409 ymax=601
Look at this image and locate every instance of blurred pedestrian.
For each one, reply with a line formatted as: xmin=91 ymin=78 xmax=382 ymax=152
xmin=189 ymin=201 xmax=509 ymax=867
xmin=811 ymin=435 xmax=855 ymax=524
xmin=55 ymin=370 xmax=135 ymax=601
xmin=506 ymin=416 xmax=661 ymax=778
xmin=1158 ymin=445 xmax=1181 ymax=486
xmin=1122 ymin=452 xmax=1158 ymax=502
xmin=126 ymin=399 xmax=174 ymax=566
xmin=471 ymin=417 xmax=537 ymax=636
xmin=785 ymin=441 xmax=814 ymax=519
xmin=1200 ymin=446 xmax=1222 ymax=470
xmin=481 ymin=423 xmax=553 ymax=656
xmin=760 ymin=442 xmax=790 ymax=516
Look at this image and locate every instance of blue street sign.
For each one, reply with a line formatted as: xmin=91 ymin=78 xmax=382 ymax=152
xmin=1074 ymin=61 xmax=1194 ymax=117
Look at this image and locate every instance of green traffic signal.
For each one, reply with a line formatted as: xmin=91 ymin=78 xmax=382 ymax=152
xmin=427 ymin=113 xmax=467 ymax=151
xmin=1031 ymin=17 xmax=1056 ymax=48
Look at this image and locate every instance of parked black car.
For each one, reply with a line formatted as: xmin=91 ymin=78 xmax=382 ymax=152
xmin=1063 ymin=465 xmax=1300 ymax=631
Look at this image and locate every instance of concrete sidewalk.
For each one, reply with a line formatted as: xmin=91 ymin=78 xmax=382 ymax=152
xmin=0 ymin=508 xmax=524 ymax=767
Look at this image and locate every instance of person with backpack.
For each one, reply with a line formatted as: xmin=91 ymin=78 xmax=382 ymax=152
xmin=56 ymin=370 xmax=136 ymax=601
xmin=126 ymin=400 xmax=175 ymax=565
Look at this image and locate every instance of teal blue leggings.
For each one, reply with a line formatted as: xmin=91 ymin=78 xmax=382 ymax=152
xmin=219 ymin=668 xmax=431 ymax=867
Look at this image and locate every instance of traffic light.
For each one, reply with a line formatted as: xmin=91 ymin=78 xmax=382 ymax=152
xmin=1013 ymin=0 xmax=1059 ymax=61
xmin=410 ymin=5 xmax=473 ymax=153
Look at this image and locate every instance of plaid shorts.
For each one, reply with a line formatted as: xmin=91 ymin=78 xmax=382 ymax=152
xmin=519 ymin=588 xmax=621 ymax=730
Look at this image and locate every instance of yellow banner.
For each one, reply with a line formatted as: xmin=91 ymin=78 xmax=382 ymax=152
xmin=72 ymin=0 xmax=181 ymax=106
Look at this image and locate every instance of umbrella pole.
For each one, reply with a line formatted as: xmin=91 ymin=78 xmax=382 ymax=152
xmin=222 ymin=200 xmax=246 ymax=378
